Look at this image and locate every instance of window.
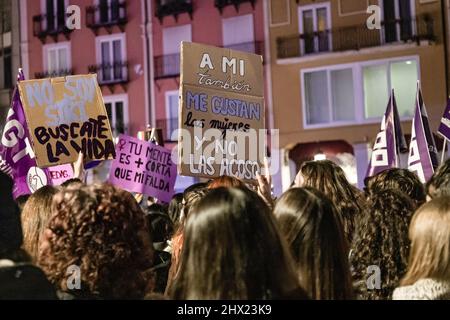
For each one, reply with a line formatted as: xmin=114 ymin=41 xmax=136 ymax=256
xmin=364 ymin=59 xmax=418 ymax=118
xmin=98 ymin=0 xmax=122 ymax=24
xmin=104 ymin=95 xmax=128 ymax=135
xmin=165 ymin=90 xmax=179 ymax=141
xmin=42 ymin=0 xmax=68 ymax=31
xmin=222 ymin=14 xmax=255 ymax=53
xmin=0 ymin=0 xmax=11 ymax=34
xmin=162 ymin=24 xmax=191 ymax=76
xmin=298 ymin=3 xmax=331 ymax=55
xmin=382 ymin=0 xmax=415 ymax=43
xmin=302 ymin=57 xmax=419 ymax=128
xmin=96 ymin=34 xmax=126 ymax=83
xmin=1 ymin=47 xmax=12 ymax=88
xmin=43 ymin=42 xmax=71 ymax=76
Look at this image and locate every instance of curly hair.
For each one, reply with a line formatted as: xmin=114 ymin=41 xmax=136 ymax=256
xmin=365 ymin=168 xmax=426 ymax=207
xmin=38 ymin=184 xmax=154 ymax=299
xmin=297 ymin=160 xmax=364 ymax=244
xmin=350 ymin=189 xmax=414 ymax=300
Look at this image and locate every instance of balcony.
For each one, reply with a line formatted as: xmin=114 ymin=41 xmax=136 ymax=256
xmin=35 ymin=68 xmax=74 ymax=79
xmin=156 ymin=118 xmax=178 ymax=143
xmin=155 ymin=0 xmax=193 ymax=23
xmin=33 ymin=13 xmax=73 ymax=43
xmin=215 ymin=0 xmax=256 ymax=14
xmin=277 ymin=14 xmax=436 ymax=60
xmin=154 ymin=40 xmax=264 ymax=79
xmin=88 ymin=61 xmax=129 ymax=91
xmin=86 ymin=1 xmax=127 ymax=35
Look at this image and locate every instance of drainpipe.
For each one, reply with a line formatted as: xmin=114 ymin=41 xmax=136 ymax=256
xmin=142 ymin=0 xmax=154 ymax=127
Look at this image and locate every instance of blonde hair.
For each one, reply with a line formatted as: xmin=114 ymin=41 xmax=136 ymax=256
xmin=401 ymin=197 xmax=450 ymax=286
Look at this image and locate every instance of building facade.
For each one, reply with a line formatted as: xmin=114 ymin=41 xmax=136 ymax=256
xmin=20 ymin=0 xmax=149 ymax=138
xmin=0 ymin=0 xmax=21 ymax=130
xmin=268 ymin=0 xmax=448 ymax=189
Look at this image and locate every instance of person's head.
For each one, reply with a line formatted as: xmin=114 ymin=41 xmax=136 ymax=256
xmin=38 ymin=184 xmax=154 ymax=299
xmin=170 ymin=187 xmax=303 ymax=300
xmin=294 ymin=160 xmax=363 ymax=244
xmin=144 ymin=203 xmax=172 ymax=244
xmin=351 ymin=189 xmax=415 ymax=299
xmin=21 ymin=185 xmax=59 ymax=263
xmin=365 ymin=168 xmax=426 ymax=207
xmin=207 ymin=175 xmax=247 ymax=189
xmin=15 ymin=194 xmax=30 ymax=213
xmin=60 ymin=178 xmax=83 ymax=189
xmin=274 ymin=187 xmax=353 ymax=300
xmin=168 ymin=193 xmax=183 ymax=231
xmin=400 ymin=197 xmax=450 ymax=286
xmin=180 ymin=183 xmax=209 ymax=224
xmin=426 ymin=159 xmax=450 ymax=201
xmin=0 ymin=172 xmax=23 ymax=260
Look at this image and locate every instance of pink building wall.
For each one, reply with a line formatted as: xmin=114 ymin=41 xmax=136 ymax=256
xmin=151 ymin=0 xmax=266 ymax=138
xmin=23 ymin=0 xmax=147 ymax=136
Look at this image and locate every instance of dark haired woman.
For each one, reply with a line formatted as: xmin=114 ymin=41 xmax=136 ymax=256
xmin=38 ymin=184 xmax=154 ymax=299
xmin=350 ymin=189 xmax=414 ymax=300
xmin=365 ymin=168 xmax=425 ymax=207
xmin=274 ymin=187 xmax=353 ymax=300
xmin=294 ymin=160 xmax=364 ymax=244
xmin=169 ymin=187 xmax=307 ymax=300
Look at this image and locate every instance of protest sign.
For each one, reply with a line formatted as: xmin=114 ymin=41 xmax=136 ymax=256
xmin=0 ymin=70 xmax=52 ymax=199
xmin=17 ymin=74 xmax=115 ymax=168
xmin=178 ymin=42 xmax=266 ymax=180
xmin=108 ymin=134 xmax=177 ymax=203
xmin=48 ymin=164 xmax=74 ymax=185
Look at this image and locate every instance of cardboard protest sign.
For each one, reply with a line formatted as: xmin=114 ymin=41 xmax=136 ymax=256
xmin=179 ymin=42 xmax=266 ymax=180
xmin=48 ymin=164 xmax=74 ymax=185
xmin=108 ymin=134 xmax=177 ymax=203
xmin=17 ymin=74 xmax=115 ymax=168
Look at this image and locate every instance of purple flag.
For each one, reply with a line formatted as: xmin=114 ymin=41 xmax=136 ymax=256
xmin=366 ymin=90 xmax=404 ymax=178
xmin=408 ymin=84 xmax=439 ymax=183
xmin=108 ymin=134 xmax=177 ymax=203
xmin=0 ymin=70 xmax=52 ymax=199
xmin=438 ymin=98 xmax=450 ymax=141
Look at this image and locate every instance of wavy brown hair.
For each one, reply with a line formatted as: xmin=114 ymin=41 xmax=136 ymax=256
xmin=38 ymin=184 xmax=154 ymax=299
xmin=296 ymin=160 xmax=364 ymax=244
xmin=207 ymin=175 xmax=247 ymax=189
xmin=350 ymin=189 xmax=414 ymax=300
xmin=21 ymin=185 xmax=58 ymax=263
xmin=401 ymin=197 xmax=450 ymax=286
xmin=426 ymin=159 xmax=450 ymax=200
xmin=274 ymin=187 xmax=353 ymax=300
xmin=365 ymin=168 xmax=426 ymax=207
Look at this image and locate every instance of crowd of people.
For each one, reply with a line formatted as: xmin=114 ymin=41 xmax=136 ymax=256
xmin=1 ymin=157 xmax=450 ymax=300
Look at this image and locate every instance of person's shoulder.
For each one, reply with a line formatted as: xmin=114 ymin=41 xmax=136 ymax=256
xmin=0 ymin=262 xmax=57 ymax=300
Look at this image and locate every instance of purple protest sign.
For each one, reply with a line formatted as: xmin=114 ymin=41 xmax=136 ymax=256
xmin=408 ymin=85 xmax=438 ymax=183
xmin=108 ymin=134 xmax=177 ymax=203
xmin=438 ymin=99 xmax=450 ymax=141
xmin=0 ymin=70 xmax=52 ymax=199
xmin=366 ymin=90 xmax=403 ymax=178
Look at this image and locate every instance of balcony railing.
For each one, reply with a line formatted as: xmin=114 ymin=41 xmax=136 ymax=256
xmin=86 ymin=1 xmax=127 ymax=33
xmin=35 ymin=68 xmax=74 ymax=79
xmin=155 ymin=0 xmax=193 ymax=23
xmin=215 ymin=0 xmax=256 ymax=13
xmin=33 ymin=13 xmax=73 ymax=43
xmin=88 ymin=61 xmax=129 ymax=85
xmin=154 ymin=41 xmax=264 ymax=79
xmin=156 ymin=118 xmax=179 ymax=142
xmin=277 ymin=14 xmax=436 ymax=59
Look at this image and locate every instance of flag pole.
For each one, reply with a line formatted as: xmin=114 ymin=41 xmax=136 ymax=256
xmin=442 ymin=139 xmax=448 ymax=165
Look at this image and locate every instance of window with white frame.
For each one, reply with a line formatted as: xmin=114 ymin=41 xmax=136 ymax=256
xmin=104 ymin=95 xmax=128 ymax=135
xmin=42 ymin=0 xmax=68 ymax=31
xmin=43 ymin=42 xmax=71 ymax=76
xmin=165 ymin=90 xmax=179 ymax=141
xmin=222 ymin=14 xmax=255 ymax=53
xmin=298 ymin=3 xmax=331 ymax=55
xmin=98 ymin=0 xmax=122 ymax=24
xmin=96 ymin=34 xmax=126 ymax=83
xmin=302 ymin=57 xmax=419 ymax=127
xmin=162 ymin=24 xmax=191 ymax=76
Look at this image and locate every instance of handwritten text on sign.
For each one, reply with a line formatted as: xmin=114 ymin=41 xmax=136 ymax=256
xmin=108 ymin=134 xmax=177 ymax=203
xmin=18 ymin=75 xmax=115 ymax=167
xmin=179 ymin=42 xmax=266 ymax=180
